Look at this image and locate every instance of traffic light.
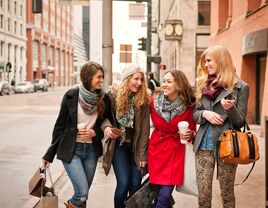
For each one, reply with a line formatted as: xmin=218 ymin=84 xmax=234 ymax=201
xmin=138 ymin=37 xmax=147 ymax=51
xmin=160 ymin=64 xmax=166 ymax=70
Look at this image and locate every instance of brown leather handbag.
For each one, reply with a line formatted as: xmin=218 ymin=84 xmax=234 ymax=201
xmin=217 ymin=124 xmax=260 ymax=185
xmin=218 ymin=126 xmax=260 ymax=164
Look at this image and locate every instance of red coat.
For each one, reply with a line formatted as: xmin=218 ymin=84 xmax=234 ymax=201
xmin=148 ymin=96 xmax=196 ymax=185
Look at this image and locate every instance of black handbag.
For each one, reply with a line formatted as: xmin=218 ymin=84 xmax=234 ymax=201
xmin=124 ymin=177 xmax=158 ymax=208
xmin=124 ymin=176 xmax=175 ymax=208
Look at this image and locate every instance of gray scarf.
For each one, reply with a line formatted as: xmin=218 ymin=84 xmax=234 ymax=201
xmin=78 ymin=84 xmax=104 ymax=115
xmin=154 ymin=92 xmax=187 ymax=122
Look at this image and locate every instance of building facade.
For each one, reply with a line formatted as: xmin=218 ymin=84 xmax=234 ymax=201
xmin=26 ymin=0 xmax=74 ymax=86
xmin=152 ymin=0 xmax=210 ymax=86
xmin=210 ymin=0 xmax=268 ymax=134
xmin=0 ymin=0 xmax=27 ymax=84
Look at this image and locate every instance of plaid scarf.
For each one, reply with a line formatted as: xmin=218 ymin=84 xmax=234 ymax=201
xmin=78 ymin=84 xmax=104 ymax=115
xmin=154 ymin=92 xmax=187 ymax=123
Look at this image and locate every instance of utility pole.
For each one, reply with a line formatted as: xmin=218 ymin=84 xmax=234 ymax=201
xmin=146 ymin=0 xmax=152 ymax=74
xmin=102 ymin=0 xmax=113 ymax=91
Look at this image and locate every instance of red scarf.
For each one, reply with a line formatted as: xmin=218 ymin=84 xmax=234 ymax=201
xmin=202 ymin=75 xmax=223 ymax=101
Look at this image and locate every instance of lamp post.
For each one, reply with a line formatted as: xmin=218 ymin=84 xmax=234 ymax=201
xmin=146 ymin=0 xmax=152 ymax=74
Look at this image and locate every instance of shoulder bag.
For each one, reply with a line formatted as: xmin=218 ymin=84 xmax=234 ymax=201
xmin=217 ymin=123 xmax=260 ymax=184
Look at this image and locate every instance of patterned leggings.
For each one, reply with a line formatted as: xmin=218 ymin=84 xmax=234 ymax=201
xmin=195 ymin=150 xmax=237 ymax=208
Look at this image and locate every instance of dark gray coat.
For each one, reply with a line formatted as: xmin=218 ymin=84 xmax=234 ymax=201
xmin=43 ymin=88 xmax=113 ymax=163
xmin=192 ymin=78 xmax=249 ymax=153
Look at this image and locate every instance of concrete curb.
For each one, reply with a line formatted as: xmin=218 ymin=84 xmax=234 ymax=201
xmin=23 ymin=169 xmax=65 ymax=208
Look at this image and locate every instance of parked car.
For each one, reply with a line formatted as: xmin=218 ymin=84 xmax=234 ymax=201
xmin=0 ymin=80 xmax=11 ymax=96
xmin=33 ymin=79 xmax=49 ymax=92
xmin=14 ymin=81 xmax=34 ymax=93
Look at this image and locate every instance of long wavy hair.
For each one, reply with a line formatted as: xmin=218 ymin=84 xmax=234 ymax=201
xmin=195 ymin=45 xmax=237 ymax=104
xmin=80 ymin=61 xmax=105 ymax=116
xmin=156 ymin=70 xmax=195 ymax=107
xmin=116 ymin=71 xmax=150 ymax=117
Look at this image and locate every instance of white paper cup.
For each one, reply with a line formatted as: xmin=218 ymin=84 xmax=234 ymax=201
xmin=77 ymin=123 xmax=87 ymax=129
xmin=178 ymin=121 xmax=189 ymax=144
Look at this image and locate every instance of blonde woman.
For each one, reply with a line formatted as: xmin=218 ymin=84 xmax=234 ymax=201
xmin=103 ymin=64 xmax=150 ymax=208
xmin=193 ymin=45 xmax=249 ymax=208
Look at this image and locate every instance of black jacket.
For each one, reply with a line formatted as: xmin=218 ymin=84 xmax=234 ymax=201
xmin=43 ymin=88 xmax=113 ymax=163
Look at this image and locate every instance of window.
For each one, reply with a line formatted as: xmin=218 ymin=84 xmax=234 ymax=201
xmin=0 ymin=41 xmax=3 ymax=57
xmin=0 ymin=15 xmax=3 ymax=29
xmin=119 ymin=44 xmax=132 ymax=63
xmin=196 ymin=34 xmax=210 ymax=68
xmin=20 ymin=5 xmax=23 ymax=16
xmin=7 ymin=0 xmax=10 ymax=11
xmin=218 ymin=0 xmax=229 ymax=31
xmin=20 ymin=24 xmax=23 ymax=36
xmin=8 ymin=44 xmax=11 ymax=61
xmin=14 ymin=1 xmax=17 ymax=15
xmin=7 ymin=18 xmax=11 ymax=32
xmin=198 ymin=1 xmax=211 ymax=26
xmin=0 ymin=0 xmax=3 ymax=8
xmin=247 ymin=0 xmax=261 ymax=13
xmin=14 ymin=21 xmax=17 ymax=34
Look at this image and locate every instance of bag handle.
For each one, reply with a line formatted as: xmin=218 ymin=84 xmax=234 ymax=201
xmin=41 ymin=166 xmax=55 ymax=196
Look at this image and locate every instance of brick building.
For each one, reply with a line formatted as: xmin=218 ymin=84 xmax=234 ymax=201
xmin=210 ymin=0 xmax=268 ymax=134
xmin=26 ymin=0 xmax=74 ymax=86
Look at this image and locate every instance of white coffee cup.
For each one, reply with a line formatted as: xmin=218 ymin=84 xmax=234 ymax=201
xmin=77 ymin=123 xmax=87 ymax=129
xmin=178 ymin=121 xmax=189 ymax=144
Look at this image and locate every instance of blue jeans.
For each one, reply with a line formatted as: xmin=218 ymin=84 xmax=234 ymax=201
xmin=62 ymin=142 xmax=98 ymax=207
xmin=112 ymin=142 xmax=142 ymax=208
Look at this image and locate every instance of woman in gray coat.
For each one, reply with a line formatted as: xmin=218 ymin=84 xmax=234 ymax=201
xmin=193 ymin=45 xmax=249 ymax=208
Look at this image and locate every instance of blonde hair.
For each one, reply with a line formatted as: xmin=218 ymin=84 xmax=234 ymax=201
xmin=116 ymin=72 xmax=149 ymax=116
xmin=195 ymin=45 xmax=237 ymax=103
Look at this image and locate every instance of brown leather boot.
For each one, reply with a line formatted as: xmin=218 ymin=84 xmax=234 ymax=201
xmin=64 ymin=201 xmax=81 ymax=208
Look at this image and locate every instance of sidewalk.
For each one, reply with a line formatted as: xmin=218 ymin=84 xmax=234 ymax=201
xmin=28 ymin=125 xmax=265 ymax=208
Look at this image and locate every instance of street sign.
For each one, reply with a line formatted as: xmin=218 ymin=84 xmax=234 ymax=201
xmin=147 ymin=55 xmax=161 ymax=64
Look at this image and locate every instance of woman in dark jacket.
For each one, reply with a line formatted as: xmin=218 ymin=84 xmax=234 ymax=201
xmin=42 ymin=61 xmax=113 ymax=208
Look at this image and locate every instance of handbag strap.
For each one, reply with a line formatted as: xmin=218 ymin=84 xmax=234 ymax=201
xmin=41 ymin=166 xmax=55 ymax=195
xmin=216 ymin=138 xmax=256 ymax=186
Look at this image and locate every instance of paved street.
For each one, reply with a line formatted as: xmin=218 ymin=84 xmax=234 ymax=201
xmin=0 ymin=88 xmax=265 ymax=208
xmin=0 ymin=88 xmax=69 ymax=208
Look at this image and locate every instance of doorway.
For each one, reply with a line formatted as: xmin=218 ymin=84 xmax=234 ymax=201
xmin=256 ymin=53 xmax=267 ymax=124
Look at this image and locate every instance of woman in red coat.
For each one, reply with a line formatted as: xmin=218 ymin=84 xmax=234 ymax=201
xmin=148 ymin=70 xmax=196 ymax=208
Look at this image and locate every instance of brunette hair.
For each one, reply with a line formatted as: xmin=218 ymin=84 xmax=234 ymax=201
xmin=80 ymin=61 xmax=105 ymax=116
xmin=163 ymin=70 xmax=196 ymax=107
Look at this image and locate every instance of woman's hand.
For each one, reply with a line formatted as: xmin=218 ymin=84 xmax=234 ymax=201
xmin=221 ymin=98 xmax=235 ymax=111
xmin=42 ymin=159 xmax=50 ymax=168
xmin=139 ymin=161 xmax=147 ymax=168
xmin=203 ymin=110 xmax=224 ymax=125
xmin=104 ymin=127 xmax=121 ymax=139
xmin=179 ymin=129 xmax=191 ymax=143
xmin=78 ymin=128 xmax=96 ymax=140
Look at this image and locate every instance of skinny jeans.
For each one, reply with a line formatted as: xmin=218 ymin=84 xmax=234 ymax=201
xmin=63 ymin=142 xmax=98 ymax=207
